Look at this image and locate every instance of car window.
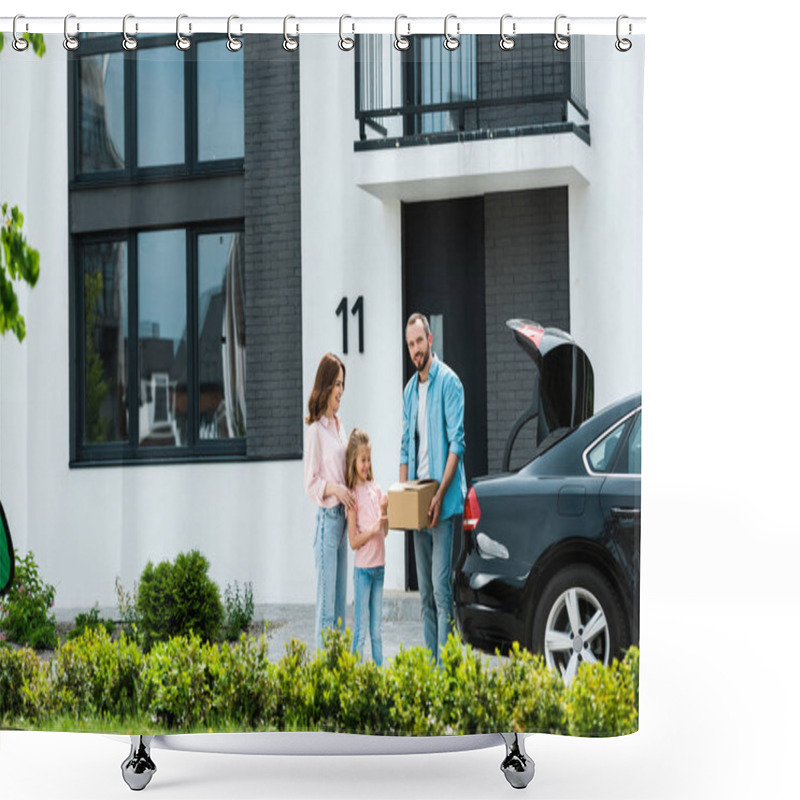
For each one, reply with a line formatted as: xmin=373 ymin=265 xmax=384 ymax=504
xmin=586 ymin=419 xmax=629 ymax=473
xmin=614 ymin=412 xmax=641 ymax=475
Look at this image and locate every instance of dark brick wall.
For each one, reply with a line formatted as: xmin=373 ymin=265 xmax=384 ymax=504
xmin=244 ymin=37 xmax=303 ymax=459
xmin=484 ymin=187 xmax=570 ymax=472
xmin=472 ymin=35 xmax=568 ymax=131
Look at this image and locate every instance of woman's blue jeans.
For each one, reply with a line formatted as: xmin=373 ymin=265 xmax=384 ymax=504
xmin=313 ymin=505 xmax=348 ymax=650
xmin=352 ymin=565 xmax=385 ymax=666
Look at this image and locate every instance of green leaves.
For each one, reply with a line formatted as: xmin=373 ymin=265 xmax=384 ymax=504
xmin=0 ymin=28 xmax=45 ymax=341
xmin=0 ymin=32 xmax=46 ymax=57
xmin=1 ymin=203 xmax=41 ymax=342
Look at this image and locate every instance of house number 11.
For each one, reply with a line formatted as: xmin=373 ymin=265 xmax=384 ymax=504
xmin=335 ymin=296 xmax=364 ymax=354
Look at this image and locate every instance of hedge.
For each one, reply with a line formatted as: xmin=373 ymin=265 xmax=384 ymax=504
xmin=0 ymin=629 xmax=639 ymax=737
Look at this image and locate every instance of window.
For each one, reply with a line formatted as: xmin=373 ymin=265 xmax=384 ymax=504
xmin=585 ymin=411 xmax=642 ymax=476
xmin=72 ymin=35 xmax=244 ymax=181
xmin=70 ymin=35 xmax=247 ymax=464
xmin=77 ymin=228 xmax=245 ymax=461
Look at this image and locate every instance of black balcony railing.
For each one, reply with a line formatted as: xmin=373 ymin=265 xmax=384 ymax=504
xmin=354 ymin=34 xmax=588 ymax=148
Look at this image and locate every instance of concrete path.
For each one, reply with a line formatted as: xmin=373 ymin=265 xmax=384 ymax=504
xmin=255 ymin=590 xmax=426 ymax=664
xmin=255 ymin=590 xmax=503 ymax=667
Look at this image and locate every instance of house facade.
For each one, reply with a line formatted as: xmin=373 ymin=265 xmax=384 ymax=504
xmin=0 ymin=33 xmax=643 ymax=613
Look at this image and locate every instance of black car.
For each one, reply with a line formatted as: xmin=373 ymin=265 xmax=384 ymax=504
xmin=454 ymin=320 xmax=640 ymax=683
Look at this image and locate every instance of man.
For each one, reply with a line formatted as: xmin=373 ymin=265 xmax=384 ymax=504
xmin=400 ymin=313 xmax=466 ymax=662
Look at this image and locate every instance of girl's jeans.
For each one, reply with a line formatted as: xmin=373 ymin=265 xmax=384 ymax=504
xmin=352 ymin=565 xmax=385 ymax=666
xmin=313 ymin=505 xmax=348 ymax=650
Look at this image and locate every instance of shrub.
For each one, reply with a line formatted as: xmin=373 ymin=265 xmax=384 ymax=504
xmin=67 ymin=605 xmax=115 ymax=642
xmin=222 ymin=581 xmax=254 ymax=640
xmin=49 ymin=627 xmax=143 ymax=719
xmin=209 ymin=635 xmax=278 ymax=729
xmin=136 ymin=551 xmax=223 ymax=650
xmin=438 ymin=634 xmax=512 ymax=734
xmin=497 ymin=643 xmax=567 ymax=734
xmin=0 ymin=645 xmax=47 ymax=721
xmin=624 ymin=646 xmax=640 ymax=709
xmin=115 ymin=577 xmax=139 ymax=640
xmin=141 ymin=633 xmax=216 ymax=729
xmin=565 ymin=655 xmax=638 ymax=737
xmin=386 ymin=644 xmax=444 ymax=736
xmin=0 ymin=550 xmax=57 ymax=649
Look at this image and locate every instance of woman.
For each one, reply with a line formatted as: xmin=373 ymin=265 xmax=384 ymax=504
xmin=304 ymin=353 xmax=355 ymax=649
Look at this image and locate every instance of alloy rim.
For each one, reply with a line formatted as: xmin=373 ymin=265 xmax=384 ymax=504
xmin=543 ymin=586 xmax=610 ymax=685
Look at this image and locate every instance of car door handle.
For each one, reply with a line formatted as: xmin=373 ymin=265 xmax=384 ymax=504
xmin=611 ymin=507 xmax=640 ymax=519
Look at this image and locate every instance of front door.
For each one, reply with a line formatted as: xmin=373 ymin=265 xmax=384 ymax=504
xmin=402 ymin=197 xmax=487 ymax=588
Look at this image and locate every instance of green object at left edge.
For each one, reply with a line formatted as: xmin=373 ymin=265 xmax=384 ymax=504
xmin=0 ymin=500 xmax=14 ymax=596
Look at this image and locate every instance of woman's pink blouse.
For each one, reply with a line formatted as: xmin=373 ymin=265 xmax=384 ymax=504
xmin=304 ymin=414 xmax=347 ymax=508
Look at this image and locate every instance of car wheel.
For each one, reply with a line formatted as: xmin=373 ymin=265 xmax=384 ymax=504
xmin=531 ymin=565 xmax=629 ymax=685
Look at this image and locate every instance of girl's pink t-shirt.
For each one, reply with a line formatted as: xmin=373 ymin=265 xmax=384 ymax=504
xmin=353 ymin=480 xmax=387 ymax=569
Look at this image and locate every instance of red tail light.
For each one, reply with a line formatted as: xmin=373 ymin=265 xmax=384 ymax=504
xmin=463 ymin=487 xmax=481 ymax=531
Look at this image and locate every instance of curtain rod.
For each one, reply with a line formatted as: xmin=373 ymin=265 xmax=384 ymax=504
xmin=0 ymin=15 xmax=646 ymax=37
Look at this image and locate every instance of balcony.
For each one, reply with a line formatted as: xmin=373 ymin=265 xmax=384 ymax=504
xmin=354 ymin=34 xmax=589 ymax=151
xmin=353 ymin=35 xmax=591 ymax=203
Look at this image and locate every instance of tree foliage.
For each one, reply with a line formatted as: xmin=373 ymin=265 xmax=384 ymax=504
xmin=0 ymin=33 xmax=46 ymax=57
xmin=0 ymin=32 xmax=46 ymax=341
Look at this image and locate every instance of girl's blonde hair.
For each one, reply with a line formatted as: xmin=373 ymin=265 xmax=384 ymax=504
xmin=345 ymin=428 xmax=373 ymax=489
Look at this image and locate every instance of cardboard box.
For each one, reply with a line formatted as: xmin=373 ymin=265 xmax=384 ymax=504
xmin=387 ymin=479 xmax=439 ymax=530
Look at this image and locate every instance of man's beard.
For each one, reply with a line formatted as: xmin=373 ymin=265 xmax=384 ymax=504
xmin=415 ymin=344 xmax=431 ymax=373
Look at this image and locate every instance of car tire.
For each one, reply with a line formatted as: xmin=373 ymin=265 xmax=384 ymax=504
xmin=531 ymin=565 xmax=629 ymax=684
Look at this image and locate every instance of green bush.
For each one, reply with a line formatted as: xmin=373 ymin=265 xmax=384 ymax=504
xmin=1 ymin=629 xmax=640 ymax=737
xmin=209 ymin=635 xmax=277 ymax=729
xmin=136 ymin=551 xmax=224 ymax=650
xmin=0 ymin=550 xmax=57 ymax=649
xmin=438 ymin=634 xmax=510 ymax=733
xmin=49 ymin=627 xmax=142 ymax=719
xmin=222 ymin=581 xmax=254 ymax=641
xmin=0 ymin=645 xmax=46 ymax=721
xmin=497 ymin=642 xmax=567 ymax=734
xmin=386 ymin=643 xmax=444 ymax=735
xmin=565 ymin=653 xmax=638 ymax=737
xmin=141 ymin=633 xmax=217 ymax=728
xmin=67 ymin=605 xmax=116 ymax=642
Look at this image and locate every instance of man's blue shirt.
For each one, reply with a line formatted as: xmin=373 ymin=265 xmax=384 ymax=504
xmin=400 ymin=356 xmax=467 ymax=522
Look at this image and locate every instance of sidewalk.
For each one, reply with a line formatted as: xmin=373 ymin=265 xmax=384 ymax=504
xmin=255 ymin=590 xmax=428 ymax=664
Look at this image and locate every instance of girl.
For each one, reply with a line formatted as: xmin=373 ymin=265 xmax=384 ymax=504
xmin=304 ymin=353 xmax=355 ymax=650
xmin=345 ymin=428 xmax=389 ymax=666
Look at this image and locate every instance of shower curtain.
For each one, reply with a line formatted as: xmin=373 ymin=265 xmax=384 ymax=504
xmin=0 ymin=26 xmax=643 ymax=741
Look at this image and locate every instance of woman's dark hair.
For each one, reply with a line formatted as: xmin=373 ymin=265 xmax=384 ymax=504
xmin=305 ymin=353 xmax=346 ymax=425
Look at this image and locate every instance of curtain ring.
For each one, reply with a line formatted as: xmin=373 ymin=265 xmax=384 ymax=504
xmin=176 ymin=13 xmax=191 ymax=51
xmin=338 ymin=14 xmax=355 ymax=51
xmin=443 ymin=14 xmax=460 ymax=51
xmin=63 ymin=14 xmax=80 ymax=51
xmin=122 ymin=14 xmax=138 ymax=51
xmin=554 ymin=14 xmax=570 ymax=51
xmin=394 ymin=14 xmax=410 ymax=51
xmin=615 ymin=15 xmax=632 ymax=52
xmin=283 ymin=15 xmax=299 ymax=51
xmin=12 ymin=15 xmax=29 ymax=51
xmin=499 ymin=14 xmax=515 ymax=51
xmin=226 ymin=15 xmax=243 ymax=51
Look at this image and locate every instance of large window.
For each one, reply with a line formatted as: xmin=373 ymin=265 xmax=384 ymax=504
xmin=70 ymin=35 xmax=246 ymax=465
xmin=73 ymin=35 xmax=244 ymax=181
xmin=77 ymin=227 xmax=245 ymax=461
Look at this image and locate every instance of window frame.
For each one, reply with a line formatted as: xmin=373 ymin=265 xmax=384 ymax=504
xmin=69 ymin=33 xmax=244 ymax=188
xmin=73 ymin=221 xmax=247 ymax=466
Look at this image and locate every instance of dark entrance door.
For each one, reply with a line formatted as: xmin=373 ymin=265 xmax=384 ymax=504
xmin=402 ymin=197 xmax=487 ymax=589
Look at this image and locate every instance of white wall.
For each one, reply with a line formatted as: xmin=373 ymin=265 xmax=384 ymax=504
xmin=569 ymin=36 xmax=644 ymax=409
